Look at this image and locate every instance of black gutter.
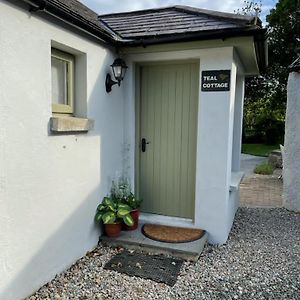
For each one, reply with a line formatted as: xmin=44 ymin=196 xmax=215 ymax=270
xmin=23 ymin=0 xmax=117 ymax=45
xmin=116 ymin=27 xmax=265 ymax=46
xmin=253 ymin=30 xmax=268 ymax=73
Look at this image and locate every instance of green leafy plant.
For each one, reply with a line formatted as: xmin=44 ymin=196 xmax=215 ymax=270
xmin=124 ymin=192 xmax=142 ymax=209
xmin=254 ymin=162 xmax=274 ymax=175
xmin=95 ymin=197 xmax=134 ymax=226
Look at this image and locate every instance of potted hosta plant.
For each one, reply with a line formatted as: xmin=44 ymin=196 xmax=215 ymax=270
xmin=111 ymin=178 xmax=142 ymax=231
xmin=95 ymin=197 xmax=133 ymax=237
xmin=122 ymin=192 xmax=142 ymax=230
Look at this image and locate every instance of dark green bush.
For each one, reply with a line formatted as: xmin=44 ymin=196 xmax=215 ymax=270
xmin=242 ymin=98 xmax=285 ymax=145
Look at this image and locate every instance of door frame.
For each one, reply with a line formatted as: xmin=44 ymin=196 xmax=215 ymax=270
xmin=134 ymin=59 xmax=200 ymax=224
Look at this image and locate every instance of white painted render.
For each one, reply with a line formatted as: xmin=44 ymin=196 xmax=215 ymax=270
xmin=283 ymin=71 xmax=300 ymax=212
xmin=0 ymin=2 xmax=256 ymax=299
xmin=0 ymin=2 xmax=125 ymax=299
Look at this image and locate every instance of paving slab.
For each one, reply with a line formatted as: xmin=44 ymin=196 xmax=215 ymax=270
xmin=240 ymin=171 xmax=283 ymax=208
xmin=100 ymin=223 xmax=207 ymax=261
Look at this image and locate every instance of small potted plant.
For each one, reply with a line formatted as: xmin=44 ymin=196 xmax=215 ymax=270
xmin=122 ymin=193 xmax=142 ymax=230
xmin=95 ymin=197 xmax=133 ymax=237
xmin=111 ymin=178 xmax=142 ymax=231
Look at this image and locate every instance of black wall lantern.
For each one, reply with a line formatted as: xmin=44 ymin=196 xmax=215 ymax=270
xmin=105 ymin=58 xmax=128 ymax=93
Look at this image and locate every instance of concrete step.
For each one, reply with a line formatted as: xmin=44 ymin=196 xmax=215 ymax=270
xmin=100 ymin=223 xmax=208 ymax=261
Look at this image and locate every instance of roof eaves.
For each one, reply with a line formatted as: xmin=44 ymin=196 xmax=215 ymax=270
xmin=253 ymin=28 xmax=268 ymax=73
xmin=117 ymin=26 xmax=265 ymax=46
xmin=23 ymin=0 xmax=117 ymax=44
xmin=116 ymin=26 xmax=268 ymax=73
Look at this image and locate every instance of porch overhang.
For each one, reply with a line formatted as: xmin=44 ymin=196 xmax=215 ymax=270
xmin=115 ymin=28 xmax=268 ymax=74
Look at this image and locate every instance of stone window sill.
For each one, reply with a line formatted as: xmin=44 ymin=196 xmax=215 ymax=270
xmin=50 ymin=116 xmax=94 ymax=133
xmin=229 ymin=171 xmax=244 ymax=192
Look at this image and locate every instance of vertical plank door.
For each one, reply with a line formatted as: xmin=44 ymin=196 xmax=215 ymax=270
xmin=138 ymin=61 xmax=199 ymax=219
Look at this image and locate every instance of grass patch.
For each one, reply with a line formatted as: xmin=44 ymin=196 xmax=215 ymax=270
xmin=254 ymin=162 xmax=274 ymax=175
xmin=242 ymin=144 xmax=279 ymax=157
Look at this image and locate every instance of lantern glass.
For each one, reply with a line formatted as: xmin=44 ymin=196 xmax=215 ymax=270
xmin=113 ymin=65 xmax=123 ymax=80
xmin=111 ymin=58 xmax=128 ymax=82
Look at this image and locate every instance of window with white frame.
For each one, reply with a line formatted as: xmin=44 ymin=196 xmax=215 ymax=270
xmin=51 ymin=48 xmax=74 ymax=114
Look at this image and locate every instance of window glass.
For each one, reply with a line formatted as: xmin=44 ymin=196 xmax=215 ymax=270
xmin=51 ymin=56 xmax=68 ymax=105
xmin=51 ymin=48 xmax=74 ymax=114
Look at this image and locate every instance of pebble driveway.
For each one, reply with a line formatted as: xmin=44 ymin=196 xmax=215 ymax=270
xmin=27 ymin=208 xmax=300 ymax=300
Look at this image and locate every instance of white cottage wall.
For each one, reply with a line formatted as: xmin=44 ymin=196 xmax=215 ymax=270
xmin=231 ymin=75 xmax=245 ymax=172
xmin=227 ymin=53 xmax=245 ymax=234
xmin=283 ymin=71 xmax=300 ymax=211
xmin=123 ymin=46 xmax=240 ymax=244
xmin=227 ymin=79 xmax=245 ymax=234
xmin=0 ymin=2 xmax=125 ymax=299
xmin=197 ymin=51 xmax=237 ymax=244
xmin=232 ymin=51 xmax=246 ymax=172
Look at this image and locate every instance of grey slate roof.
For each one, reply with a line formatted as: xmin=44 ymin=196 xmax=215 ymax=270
xmin=50 ymin=0 xmax=103 ymax=29
xmin=289 ymin=57 xmax=300 ymax=72
xmin=98 ymin=6 xmax=263 ymax=43
xmin=26 ymin=0 xmax=117 ymax=43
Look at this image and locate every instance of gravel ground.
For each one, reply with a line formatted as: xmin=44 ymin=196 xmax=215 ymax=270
xmin=27 ymin=208 xmax=300 ymax=300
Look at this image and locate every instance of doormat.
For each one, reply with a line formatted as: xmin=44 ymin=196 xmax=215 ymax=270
xmin=142 ymin=224 xmax=205 ymax=243
xmin=104 ymin=251 xmax=184 ymax=286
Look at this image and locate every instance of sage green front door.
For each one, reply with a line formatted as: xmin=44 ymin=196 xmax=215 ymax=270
xmin=137 ymin=61 xmax=199 ymax=219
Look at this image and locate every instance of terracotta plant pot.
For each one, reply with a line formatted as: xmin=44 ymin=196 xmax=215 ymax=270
xmin=104 ymin=222 xmax=122 ymax=237
xmin=123 ymin=209 xmax=140 ymax=231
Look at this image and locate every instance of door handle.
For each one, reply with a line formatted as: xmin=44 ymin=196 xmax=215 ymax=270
xmin=141 ymin=138 xmax=150 ymax=152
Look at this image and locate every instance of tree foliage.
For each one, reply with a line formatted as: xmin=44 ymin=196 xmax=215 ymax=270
xmin=265 ymin=0 xmax=300 ymax=105
xmin=234 ymin=1 xmax=262 ymax=17
xmin=241 ymin=0 xmax=300 ymax=144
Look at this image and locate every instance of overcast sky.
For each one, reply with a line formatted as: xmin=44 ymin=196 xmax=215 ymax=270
xmin=81 ymin=0 xmax=278 ymax=23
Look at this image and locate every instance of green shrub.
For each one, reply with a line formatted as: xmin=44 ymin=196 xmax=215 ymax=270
xmin=242 ymin=96 xmax=285 ymax=145
xmin=254 ymin=163 xmax=274 ymax=175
